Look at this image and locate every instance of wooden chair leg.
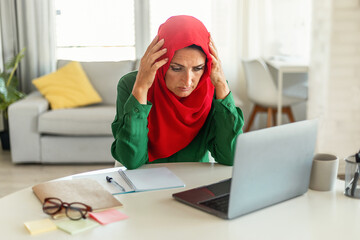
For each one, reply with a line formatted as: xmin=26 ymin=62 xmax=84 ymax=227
xmin=267 ymin=107 xmax=273 ymax=127
xmin=272 ymin=108 xmax=277 ymax=126
xmin=284 ymin=107 xmax=295 ymax=122
xmin=246 ymin=105 xmax=291 ymax=132
xmin=245 ymin=105 xmax=259 ymax=132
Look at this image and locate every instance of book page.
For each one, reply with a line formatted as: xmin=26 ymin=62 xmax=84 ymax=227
xmin=123 ymin=167 xmax=185 ymax=192
xmin=73 ymin=171 xmax=133 ymax=194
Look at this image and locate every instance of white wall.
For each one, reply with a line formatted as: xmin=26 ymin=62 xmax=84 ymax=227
xmin=308 ymin=0 xmax=360 ymax=173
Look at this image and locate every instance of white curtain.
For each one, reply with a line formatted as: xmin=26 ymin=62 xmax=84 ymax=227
xmin=0 ymin=0 xmax=18 ymax=70
xmin=0 ymin=23 xmax=3 ymax=72
xmin=240 ymin=0 xmax=311 ymax=60
xmin=0 ymin=0 xmax=56 ymax=93
xmin=207 ymin=0 xmax=272 ymax=116
xmin=240 ymin=0 xmax=274 ymax=60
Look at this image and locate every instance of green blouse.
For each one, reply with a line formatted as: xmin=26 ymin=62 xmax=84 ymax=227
xmin=111 ymin=71 xmax=244 ymax=169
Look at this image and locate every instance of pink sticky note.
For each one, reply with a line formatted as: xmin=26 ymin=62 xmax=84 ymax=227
xmin=89 ymin=209 xmax=128 ymax=225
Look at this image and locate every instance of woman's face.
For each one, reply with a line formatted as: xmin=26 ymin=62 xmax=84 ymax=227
xmin=165 ymin=47 xmax=206 ymax=98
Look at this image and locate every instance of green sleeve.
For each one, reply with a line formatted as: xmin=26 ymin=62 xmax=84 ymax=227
xmin=207 ymin=92 xmax=244 ymax=165
xmin=111 ymin=72 xmax=151 ymax=169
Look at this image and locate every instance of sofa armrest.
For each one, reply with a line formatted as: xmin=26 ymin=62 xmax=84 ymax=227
xmin=8 ymin=91 xmax=49 ymax=163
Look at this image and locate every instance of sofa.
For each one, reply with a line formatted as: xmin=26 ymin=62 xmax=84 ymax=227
xmin=8 ymin=60 xmax=136 ymax=164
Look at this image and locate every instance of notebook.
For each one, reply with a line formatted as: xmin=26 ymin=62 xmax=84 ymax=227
xmin=32 ymin=178 xmax=123 ymax=219
xmin=73 ymin=167 xmax=185 ymax=195
xmin=173 ymin=119 xmax=318 ymax=219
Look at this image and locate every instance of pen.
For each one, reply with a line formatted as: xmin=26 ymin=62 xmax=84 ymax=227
xmin=351 ymin=169 xmax=359 ymax=197
xmin=106 ymin=176 xmax=126 ymax=192
xmin=351 ymin=151 xmax=360 ymax=197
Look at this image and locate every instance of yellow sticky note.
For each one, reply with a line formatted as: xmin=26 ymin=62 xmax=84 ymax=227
xmin=24 ymin=219 xmax=57 ymax=235
xmin=55 ymin=218 xmax=99 ymax=235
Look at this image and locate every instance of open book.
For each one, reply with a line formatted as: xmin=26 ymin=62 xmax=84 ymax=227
xmin=73 ymin=167 xmax=185 ymax=195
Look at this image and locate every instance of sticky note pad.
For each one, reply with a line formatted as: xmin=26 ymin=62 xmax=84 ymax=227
xmin=24 ymin=219 xmax=57 ymax=235
xmin=55 ymin=219 xmax=99 ymax=235
xmin=89 ymin=209 xmax=128 ymax=225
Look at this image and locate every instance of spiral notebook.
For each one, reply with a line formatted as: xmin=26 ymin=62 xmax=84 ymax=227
xmin=73 ymin=167 xmax=185 ymax=195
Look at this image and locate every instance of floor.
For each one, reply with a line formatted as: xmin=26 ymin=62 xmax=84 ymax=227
xmin=0 ymin=150 xmax=113 ymax=198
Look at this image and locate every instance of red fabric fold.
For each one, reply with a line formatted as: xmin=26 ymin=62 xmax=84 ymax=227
xmin=147 ymin=15 xmax=214 ymax=162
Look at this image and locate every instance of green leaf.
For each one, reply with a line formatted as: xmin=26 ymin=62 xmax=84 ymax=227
xmin=4 ymin=57 xmax=16 ymax=71
xmin=4 ymin=48 xmax=25 ymax=71
xmin=0 ymin=48 xmax=26 ymax=114
xmin=8 ymin=75 xmax=19 ymax=88
xmin=0 ymin=76 xmax=8 ymax=101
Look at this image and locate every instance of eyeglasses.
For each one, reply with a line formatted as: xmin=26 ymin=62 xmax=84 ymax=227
xmin=43 ymin=197 xmax=93 ymax=220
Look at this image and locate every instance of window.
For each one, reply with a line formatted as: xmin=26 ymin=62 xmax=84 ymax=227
xmin=55 ymin=0 xmax=135 ymax=61
xmin=269 ymin=0 xmax=311 ymax=60
xmin=55 ymin=0 xmax=213 ymax=61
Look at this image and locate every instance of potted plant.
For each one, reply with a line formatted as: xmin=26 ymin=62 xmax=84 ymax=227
xmin=0 ymin=48 xmax=26 ymax=150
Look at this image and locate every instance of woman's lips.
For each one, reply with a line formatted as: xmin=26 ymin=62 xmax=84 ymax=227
xmin=178 ymin=87 xmax=191 ymax=92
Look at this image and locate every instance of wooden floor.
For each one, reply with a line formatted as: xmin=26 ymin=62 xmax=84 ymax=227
xmin=0 ymin=150 xmax=113 ymax=198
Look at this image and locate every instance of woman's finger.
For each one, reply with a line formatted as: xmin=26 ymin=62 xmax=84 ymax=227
xmin=209 ymin=53 xmax=219 ymax=69
xmin=152 ymin=58 xmax=169 ymax=71
xmin=149 ymin=38 xmax=165 ymax=55
xmin=149 ymin=48 xmax=167 ymax=65
xmin=209 ymin=52 xmax=215 ymax=63
xmin=209 ymin=40 xmax=219 ymax=60
xmin=145 ymin=35 xmax=159 ymax=53
xmin=209 ymin=36 xmax=220 ymax=56
xmin=141 ymin=37 xmax=165 ymax=68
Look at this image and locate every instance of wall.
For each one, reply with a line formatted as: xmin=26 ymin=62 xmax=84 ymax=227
xmin=308 ymin=0 xmax=360 ymax=173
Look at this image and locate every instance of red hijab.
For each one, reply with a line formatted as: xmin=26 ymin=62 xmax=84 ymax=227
xmin=147 ymin=15 xmax=214 ymax=162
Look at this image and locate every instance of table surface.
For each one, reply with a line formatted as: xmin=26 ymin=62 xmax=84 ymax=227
xmin=1 ymin=162 xmax=359 ymax=240
xmin=265 ymin=59 xmax=309 ymax=71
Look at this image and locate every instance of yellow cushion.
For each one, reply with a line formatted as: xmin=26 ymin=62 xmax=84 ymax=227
xmin=33 ymin=61 xmax=102 ymax=110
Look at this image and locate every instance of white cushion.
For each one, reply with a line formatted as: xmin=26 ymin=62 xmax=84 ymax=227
xmin=57 ymin=60 xmax=134 ymax=105
xmin=41 ymin=136 xmax=114 ymax=163
xmin=38 ymin=105 xmax=115 ymax=136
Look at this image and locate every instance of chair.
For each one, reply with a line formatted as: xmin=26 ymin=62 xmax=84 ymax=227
xmin=242 ymin=59 xmax=306 ymax=132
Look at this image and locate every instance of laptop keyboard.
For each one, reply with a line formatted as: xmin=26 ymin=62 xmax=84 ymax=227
xmin=199 ymin=194 xmax=230 ymax=213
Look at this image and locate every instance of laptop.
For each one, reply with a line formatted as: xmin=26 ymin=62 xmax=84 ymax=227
xmin=172 ymin=119 xmax=318 ymax=219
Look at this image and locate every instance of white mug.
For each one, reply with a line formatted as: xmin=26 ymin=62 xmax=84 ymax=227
xmin=309 ymin=153 xmax=339 ymax=191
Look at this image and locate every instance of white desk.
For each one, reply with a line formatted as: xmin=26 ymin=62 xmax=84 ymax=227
xmin=1 ymin=162 xmax=359 ymax=240
xmin=265 ymin=60 xmax=308 ymax=125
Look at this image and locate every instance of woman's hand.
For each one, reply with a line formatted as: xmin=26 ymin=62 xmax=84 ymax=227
xmin=209 ymin=36 xmax=229 ymax=100
xmin=132 ymin=36 xmax=168 ymax=104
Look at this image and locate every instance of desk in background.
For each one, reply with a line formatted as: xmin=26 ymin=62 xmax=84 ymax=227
xmin=0 ymin=162 xmax=359 ymax=240
xmin=265 ymin=59 xmax=308 ymax=125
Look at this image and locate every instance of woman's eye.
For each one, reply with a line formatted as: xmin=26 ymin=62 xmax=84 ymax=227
xmin=171 ymin=66 xmax=182 ymax=72
xmin=194 ymin=66 xmax=204 ymax=72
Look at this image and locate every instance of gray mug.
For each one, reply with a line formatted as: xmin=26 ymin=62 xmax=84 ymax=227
xmin=309 ymin=153 xmax=339 ymax=191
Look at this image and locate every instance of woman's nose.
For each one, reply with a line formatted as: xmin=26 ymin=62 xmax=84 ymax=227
xmin=183 ymin=71 xmax=192 ymax=87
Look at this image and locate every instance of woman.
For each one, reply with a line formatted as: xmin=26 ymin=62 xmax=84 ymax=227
xmin=111 ymin=15 xmax=244 ymax=169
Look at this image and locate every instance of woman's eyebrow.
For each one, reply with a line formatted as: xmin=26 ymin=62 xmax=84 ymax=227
xmin=170 ymin=63 xmax=205 ymax=67
xmin=170 ymin=63 xmax=184 ymax=67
